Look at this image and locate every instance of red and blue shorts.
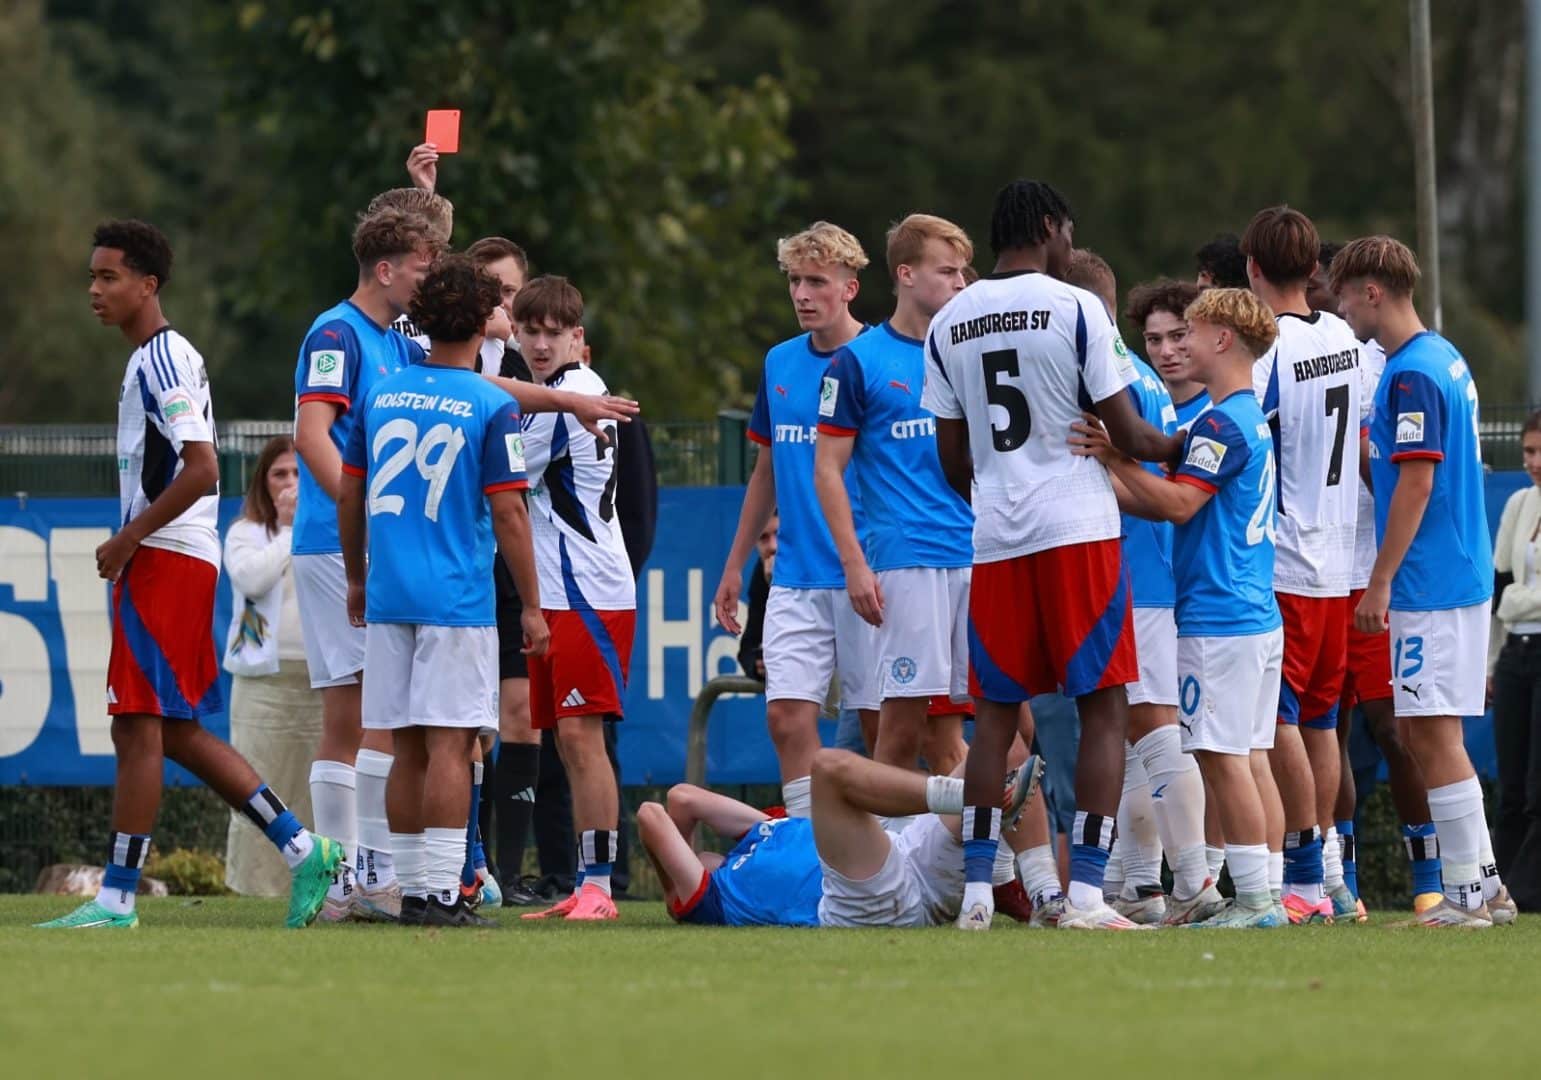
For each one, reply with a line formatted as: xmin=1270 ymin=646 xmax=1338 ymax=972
xmin=967 ymin=538 xmax=1137 ymax=703
xmin=1276 ymin=592 xmax=1350 ymax=728
xmin=107 ymin=545 xmax=222 ymax=720
xmin=1341 ymin=587 xmax=1393 ymax=707
xmin=928 ymin=696 xmax=974 ymax=718
xmin=528 ymin=608 xmax=636 ymax=730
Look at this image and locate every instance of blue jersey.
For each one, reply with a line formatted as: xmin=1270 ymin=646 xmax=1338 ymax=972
xmin=816 ymin=322 xmax=972 ymax=571
xmin=340 ymin=363 xmax=526 ymax=626
xmin=1122 ymin=356 xmax=1178 ymax=608
xmin=1368 ymin=331 xmax=1492 ymax=611
xmin=748 ymin=332 xmax=867 ymax=589
xmin=708 ymin=817 xmax=821 ymax=927
xmin=1173 ymin=388 xmax=1211 ymax=429
xmin=1170 ymin=391 xmax=1282 ymax=637
xmin=294 ymin=301 xmax=424 ymax=555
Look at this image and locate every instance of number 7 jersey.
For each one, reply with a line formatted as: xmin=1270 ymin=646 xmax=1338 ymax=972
xmin=521 ymin=363 xmax=635 ymax=611
xmin=921 ymin=270 xmax=1137 ymax=563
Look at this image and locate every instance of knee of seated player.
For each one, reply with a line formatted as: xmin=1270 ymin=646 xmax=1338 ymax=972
xmin=636 ymin=800 xmax=670 ymax=839
xmin=664 ymin=783 xmax=707 ymax=812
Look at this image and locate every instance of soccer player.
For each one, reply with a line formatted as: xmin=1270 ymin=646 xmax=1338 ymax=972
xmin=466 ymin=235 xmax=529 ymax=375
xmin=713 ymin=222 xmax=879 ymax=819
xmin=923 ymin=179 xmax=1183 ymax=930
xmin=338 ymin=253 xmax=545 ymax=927
xmin=1129 ymin=279 xmax=1210 ymax=428
xmin=1332 ymin=236 xmax=1516 ymax=926
xmin=1244 ymin=206 xmax=1364 ymax=923
xmin=813 ymin=213 xmax=974 ymax=774
xmin=1195 ymin=233 xmax=1248 ymax=289
xmin=1071 ymin=287 xmax=1288 ymax=928
xmin=512 ymin=276 xmax=636 ymax=922
xmin=1066 ymin=252 xmax=1220 ymax=926
xmin=38 ymin=220 xmax=342 ymax=930
xmin=359 ymin=186 xmax=454 ymax=350
xmin=293 ymin=207 xmax=439 ymax=921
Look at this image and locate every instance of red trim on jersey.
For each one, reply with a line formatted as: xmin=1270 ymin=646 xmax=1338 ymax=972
xmin=340 ymin=462 xmax=366 ymax=478
xmin=1390 ymin=450 xmax=1444 ymax=462
xmin=1359 ymin=425 xmax=1370 ymax=438
xmin=298 ymin=392 xmax=350 ymax=411
xmin=668 ymin=869 xmax=713 ymax=920
xmin=484 ymin=480 xmax=529 ymax=494
xmin=747 ymin=430 xmax=771 ymax=446
xmin=1172 ymin=474 xmax=1218 ymax=494
xmin=815 ymin=422 xmax=857 ymax=437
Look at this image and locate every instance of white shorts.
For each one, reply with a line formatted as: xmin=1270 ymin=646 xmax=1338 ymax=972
xmin=1177 ymin=629 xmax=1283 ymax=755
xmin=874 ymin=566 xmax=970 ymax=702
xmin=1128 ymin=606 xmax=1177 ymax=707
xmin=763 ymin=585 xmax=880 ymax=711
xmin=1389 ymin=602 xmax=1491 ymax=718
xmin=362 ymin=623 xmax=498 ymax=731
xmin=292 ymin=553 xmax=364 ymax=689
xmin=817 ymin=814 xmax=962 ymax=928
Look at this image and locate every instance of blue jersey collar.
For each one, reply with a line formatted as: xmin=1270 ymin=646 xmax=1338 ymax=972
xmin=881 ymin=320 xmax=924 ymax=347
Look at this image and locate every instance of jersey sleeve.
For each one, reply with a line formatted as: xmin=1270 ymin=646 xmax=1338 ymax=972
xmin=145 ymin=337 xmax=214 ymax=451
xmin=1386 ymin=369 xmax=1446 ymax=462
xmin=297 ymin=320 xmax=362 ymax=411
xmin=815 ymin=347 xmax=866 ymax=438
xmin=1077 ymin=298 xmax=1139 ymax=404
xmin=920 ymin=332 xmax=962 ymax=419
xmin=339 ymin=402 xmax=369 ymax=478
xmin=1253 ymin=349 xmax=1280 ymax=421
xmin=482 ymin=400 xmax=529 ymax=494
xmin=748 ymin=365 xmax=772 ymax=446
xmin=1172 ymin=413 xmax=1251 ymax=494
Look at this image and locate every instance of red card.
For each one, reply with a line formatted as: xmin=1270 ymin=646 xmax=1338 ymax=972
xmin=425 ymin=109 xmax=460 ymax=153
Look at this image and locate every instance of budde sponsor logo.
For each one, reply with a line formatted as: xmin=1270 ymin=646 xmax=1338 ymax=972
xmin=1184 ymin=436 xmax=1227 ymax=474
xmin=1396 ymin=412 xmax=1424 ymax=445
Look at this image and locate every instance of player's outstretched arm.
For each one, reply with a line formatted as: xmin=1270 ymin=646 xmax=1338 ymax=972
xmin=95 ymin=441 xmax=218 ymax=581
xmin=814 ymin=432 xmax=882 ymax=627
xmin=294 ymin=400 xmax=345 ymax=501
xmin=714 ymin=447 xmax=777 ymax=635
xmin=490 ymin=489 xmax=549 ymax=656
xmin=482 ymin=375 xmax=638 ymax=443
xmin=1069 ymin=418 xmax=1209 ymax=524
xmin=933 ymin=417 xmax=973 ymax=502
xmin=337 ymin=470 xmax=368 ymax=626
xmin=1094 ymin=389 xmax=1185 ymax=466
xmin=1355 ymin=459 xmax=1434 ymax=635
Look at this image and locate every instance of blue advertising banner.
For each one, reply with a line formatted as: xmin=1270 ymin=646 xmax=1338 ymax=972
xmin=1 ymin=475 xmax=1526 ymax=787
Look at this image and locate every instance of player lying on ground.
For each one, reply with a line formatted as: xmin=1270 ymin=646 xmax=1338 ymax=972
xmin=641 ymin=747 xmax=1042 ymax=929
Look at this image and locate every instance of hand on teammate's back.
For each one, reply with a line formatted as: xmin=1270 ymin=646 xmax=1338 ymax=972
xmin=406 ymin=142 xmax=438 ymax=193
xmin=1067 ymin=415 xmax=1116 ymax=464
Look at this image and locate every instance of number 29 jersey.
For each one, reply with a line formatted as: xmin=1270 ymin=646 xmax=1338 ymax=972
xmin=521 ymin=363 xmax=635 ymax=612
xmin=921 ymin=271 xmax=1137 ymax=564
xmin=341 ymin=363 xmax=527 ymax=626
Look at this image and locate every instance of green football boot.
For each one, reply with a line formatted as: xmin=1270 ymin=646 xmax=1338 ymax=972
xmin=34 ymin=899 xmax=139 ymax=930
xmin=286 ymin=835 xmax=345 ymax=929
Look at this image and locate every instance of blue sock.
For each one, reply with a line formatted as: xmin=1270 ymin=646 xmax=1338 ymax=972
xmin=1404 ymin=823 xmax=1443 ymax=897
xmin=1336 ymin=819 xmax=1358 ymax=900
xmin=461 ymin=763 xmax=484 ymax=888
xmin=1283 ymin=828 xmax=1323 ymax=885
xmin=1070 ymin=844 xmax=1111 ymax=891
xmin=964 ymin=838 xmax=998 ymax=884
xmin=97 ymin=832 xmax=151 ymax=914
xmin=239 ymin=785 xmax=303 ymax=851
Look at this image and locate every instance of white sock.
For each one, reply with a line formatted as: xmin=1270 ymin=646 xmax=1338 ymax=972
xmin=924 ymin=774 xmax=964 ymax=815
xmin=354 ymin=749 xmax=395 ymax=886
xmin=1477 ymin=819 xmax=1503 ymax=902
xmin=1268 ymin=850 xmax=1284 ymax=895
xmin=962 ymin=880 xmax=994 ymax=913
xmin=1016 ymin=845 xmax=1062 ymax=906
xmin=424 ymin=826 xmax=466 ymax=905
xmin=390 ymin=831 xmax=428 ymax=900
xmin=310 ymin=760 xmax=357 ymax=897
xmin=1068 ymin=879 xmax=1104 ymax=910
xmin=1103 ymin=844 xmax=1126 ymax=903
xmin=1226 ymin=843 xmax=1270 ymax=903
xmin=1323 ymin=825 xmax=1344 ymax=891
xmin=992 ymin=840 xmax=1016 ymax=886
xmin=783 ymin=776 xmax=812 ymax=819
xmin=280 ymin=828 xmax=314 ymax=870
xmin=1135 ymin=726 xmax=1207 ymax=897
xmin=1116 ymin=751 xmax=1163 ymax=898
xmin=1427 ymin=777 xmax=1487 ymax=910
xmin=1205 ymin=844 xmax=1226 ymax=880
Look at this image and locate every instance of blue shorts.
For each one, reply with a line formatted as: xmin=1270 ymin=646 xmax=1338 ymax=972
xmin=669 ymin=869 xmax=727 ymax=925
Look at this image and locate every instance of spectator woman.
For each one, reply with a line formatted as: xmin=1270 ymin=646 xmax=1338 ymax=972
xmin=222 ymin=436 xmax=322 ymax=895
xmin=1490 ymin=411 xmax=1541 ymax=907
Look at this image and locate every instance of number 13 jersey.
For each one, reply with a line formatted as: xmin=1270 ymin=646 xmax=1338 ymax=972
xmin=922 ymin=271 xmax=1137 ymax=564
xmin=1252 ymin=311 xmax=1363 ymax=597
xmin=521 ymin=363 xmax=635 ymax=611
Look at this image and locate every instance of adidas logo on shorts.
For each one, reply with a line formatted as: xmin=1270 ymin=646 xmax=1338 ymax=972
xmin=562 ymin=689 xmax=588 ymax=709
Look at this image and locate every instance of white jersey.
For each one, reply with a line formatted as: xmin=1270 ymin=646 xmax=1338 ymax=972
xmin=392 ymin=314 xmax=509 ymax=376
xmin=922 ymin=271 xmax=1137 ymax=563
xmin=116 ymin=328 xmax=220 ymax=567
xmin=522 ymin=363 xmax=634 ymax=610
xmin=1253 ymin=310 xmax=1363 ymax=596
xmin=1350 ymin=339 xmax=1386 ymax=590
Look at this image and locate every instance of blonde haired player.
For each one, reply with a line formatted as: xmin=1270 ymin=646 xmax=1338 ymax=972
xmin=714 ymin=222 xmax=879 ymax=819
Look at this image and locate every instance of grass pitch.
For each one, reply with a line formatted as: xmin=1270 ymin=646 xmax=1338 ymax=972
xmin=2 ymin=896 xmax=1537 ymax=1079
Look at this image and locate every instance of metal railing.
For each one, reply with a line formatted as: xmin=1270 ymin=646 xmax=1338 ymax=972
xmin=685 ymin=675 xmax=767 ymax=790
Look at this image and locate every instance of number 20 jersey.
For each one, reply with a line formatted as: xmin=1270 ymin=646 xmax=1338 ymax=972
xmin=341 ymin=363 xmax=527 ymax=626
xmin=922 ymin=271 xmax=1137 ymax=563
xmin=521 ymin=363 xmax=635 ymax=612
xmin=1252 ymin=311 xmax=1363 ymax=597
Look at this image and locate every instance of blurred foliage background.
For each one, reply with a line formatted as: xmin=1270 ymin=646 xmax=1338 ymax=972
xmin=3 ymin=0 xmax=1527 ymax=422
